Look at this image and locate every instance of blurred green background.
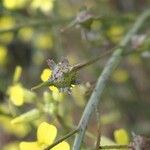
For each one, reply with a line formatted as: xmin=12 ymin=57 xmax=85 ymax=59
xmin=0 ymin=0 xmax=150 ymax=149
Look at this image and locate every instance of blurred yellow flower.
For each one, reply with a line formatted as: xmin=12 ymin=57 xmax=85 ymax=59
xmin=0 ymin=16 xmax=15 ymax=29
xmin=0 ymin=16 xmax=15 ymax=43
xmin=7 ymin=84 xmax=24 ymax=106
xmin=2 ymin=0 xmax=28 ymax=10
xmin=13 ymin=66 xmax=22 ymax=83
xmin=7 ymin=66 xmax=36 ymax=106
xmin=0 ymin=45 xmax=8 ymax=66
xmin=30 ymin=0 xmax=55 ymax=13
xmin=0 ymin=115 xmax=30 ymax=137
xmin=49 ymin=86 xmax=64 ymax=101
xmin=49 ymin=86 xmax=59 ymax=93
xmin=40 ymin=68 xmax=52 ymax=82
xmin=112 ymin=69 xmax=129 ymax=83
xmin=107 ymin=25 xmax=124 ymax=43
xmin=114 ymin=128 xmax=129 ymax=145
xmin=18 ymin=27 xmax=33 ymax=42
xmin=35 ymin=33 xmax=53 ymax=50
xmin=7 ymin=82 xmax=35 ymax=106
xmin=20 ymin=122 xmax=70 ymax=150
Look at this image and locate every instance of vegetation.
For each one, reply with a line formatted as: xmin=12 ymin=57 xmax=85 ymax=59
xmin=0 ymin=0 xmax=150 ymax=150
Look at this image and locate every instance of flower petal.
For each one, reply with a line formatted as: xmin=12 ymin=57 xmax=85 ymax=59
xmin=37 ymin=122 xmax=57 ymax=145
xmin=49 ymin=86 xmax=64 ymax=101
xmin=7 ymin=83 xmax=24 ymax=106
xmin=41 ymin=68 xmax=52 ymax=82
xmin=13 ymin=65 xmax=22 ymax=83
xmin=20 ymin=142 xmax=40 ymax=150
xmin=49 ymin=86 xmax=59 ymax=93
xmin=114 ymin=128 xmax=129 ymax=144
xmin=52 ymin=141 xmax=70 ymax=150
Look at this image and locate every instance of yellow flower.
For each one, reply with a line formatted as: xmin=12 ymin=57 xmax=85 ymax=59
xmin=8 ymin=66 xmax=23 ymax=106
xmin=13 ymin=65 xmax=22 ymax=83
xmin=18 ymin=27 xmax=33 ymax=42
xmin=107 ymin=25 xmax=124 ymax=43
xmin=7 ymin=83 xmax=35 ymax=106
xmin=52 ymin=141 xmax=70 ymax=150
xmin=2 ymin=0 xmax=27 ymax=10
xmin=0 ymin=16 xmax=15 ymax=29
xmin=112 ymin=69 xmax=129 ymax=83
xmin=40 ymin=68 xmax=52 ymax=82
xmin=114 ymin=128 xmax=129 ymax=145
xmin=49 ymin=86 xmax=64 ymax=101
xmin=0 ymin=15 xmax=15 ymax=43
xmin=7 ymin=65 xmax=35 ymax=106
xmin=7 ymin=83 xmax=25 ymax=106
xmin=30 ymin=0 xmax=55 ymax=13
xmin=20 ymin=122 xmax=70 ymax=150
xmin=34 ymin=33 xmax=53 ymax=49
xmin=20 ymin=142 xmax=40 ymax=150
xmin=0 ymin=115 xmax=30 ymax=137
xmin=37 ymin=122 xmax=57 ymax=145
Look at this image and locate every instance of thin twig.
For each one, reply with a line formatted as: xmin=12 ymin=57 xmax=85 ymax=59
xmin=73 ymin=10 xmax=150 ymax=150
xmin=72 ymin=46 xmax=117 ymax=72
xmin=44 ymin=128 xmax=79 ymax=150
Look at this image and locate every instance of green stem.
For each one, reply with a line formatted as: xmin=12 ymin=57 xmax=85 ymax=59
xmin=73 ymin=10 xmax=150 ymax=150
xmin=44 ymin=128 xmax=79 ymax=150
xmin=31 ymin=81 xmax=52 ymax=91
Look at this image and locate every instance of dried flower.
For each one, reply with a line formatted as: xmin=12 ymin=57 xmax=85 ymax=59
xmin=32 ymin=58 xmax=77 ymax=93
xmin=32 ymin=52 xmax=112 ymax=93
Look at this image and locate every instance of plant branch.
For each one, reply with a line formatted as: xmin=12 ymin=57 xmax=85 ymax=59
xmin=73 ymin=9 xmax=150 ymax=150
xmin=44 ymin=128 xmax=79 ymax=150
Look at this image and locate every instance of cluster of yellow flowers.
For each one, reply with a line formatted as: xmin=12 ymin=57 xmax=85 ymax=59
xmin=3 ymin=67 xmax=66 ymax=149
xmin=2 ymin=0 xmax=55 ymax=13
